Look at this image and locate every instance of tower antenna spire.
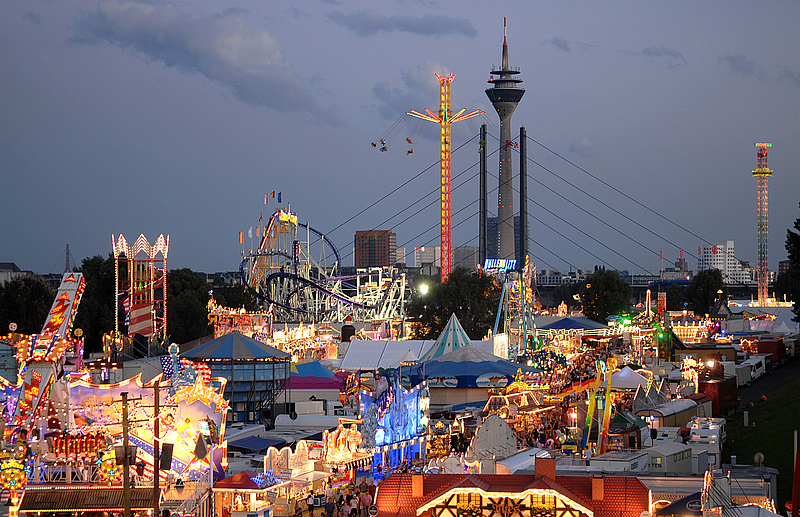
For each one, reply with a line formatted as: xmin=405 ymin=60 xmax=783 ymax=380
xmin=487 ymin=17 xmax=524 ymax=261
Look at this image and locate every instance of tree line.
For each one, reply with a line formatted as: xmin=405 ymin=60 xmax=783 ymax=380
xmin=2 ymin=204 xmax=798 ymax=352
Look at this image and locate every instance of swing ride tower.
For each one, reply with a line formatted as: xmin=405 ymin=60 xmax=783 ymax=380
xmin=486 ymin=17 xmax=525 ymax=261
xmin=408 ymin=75 xmax=482 ymax=282
xmin=752 ymin=143 xmax=773 ymax=306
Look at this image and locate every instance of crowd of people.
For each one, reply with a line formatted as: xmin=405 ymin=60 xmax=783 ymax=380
xmin=295 ymin=478 xmax=374 ymax=517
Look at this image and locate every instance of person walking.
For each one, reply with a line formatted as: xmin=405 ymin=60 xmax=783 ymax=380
xmin=307 ymin=492 xmax=316 ymax=517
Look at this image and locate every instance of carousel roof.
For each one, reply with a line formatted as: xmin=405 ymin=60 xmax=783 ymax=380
xmin=182 ymin=331 xmax=290 ymax=361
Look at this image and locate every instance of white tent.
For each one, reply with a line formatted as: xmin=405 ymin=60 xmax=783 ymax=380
xmin=338 ymin=338 xmax=492 ymax=371
xmin=599 ymin=365 xmax=650 ymax=391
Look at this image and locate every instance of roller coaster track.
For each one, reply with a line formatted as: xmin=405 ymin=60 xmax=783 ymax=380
xmin=239 ymin=209 xmax=408 ymax=322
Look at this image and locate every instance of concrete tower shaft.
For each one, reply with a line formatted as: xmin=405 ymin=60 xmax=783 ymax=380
xmin=486 ymin=17 xmax=524 ymax=260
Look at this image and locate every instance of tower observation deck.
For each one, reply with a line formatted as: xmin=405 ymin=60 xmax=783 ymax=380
xmin=486 ymin=17 xmax=525 ymax=260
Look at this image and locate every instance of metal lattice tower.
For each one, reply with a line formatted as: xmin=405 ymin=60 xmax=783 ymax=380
xmin=408 ymin=74 xmax=482 ymax=282
xmin=752 ymin=143 xmax=773 ymax=305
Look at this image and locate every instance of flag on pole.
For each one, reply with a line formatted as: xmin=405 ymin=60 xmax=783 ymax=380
xmin=265 ymin=194 xmax=269 ymax=205
xmin=278 ymin=192 xmax=282 ymax=203
xmin=698 ymin=246 xmax=702 ymax=254
xmin=248 ymin=226 xmax=253 ymax=239
xmin=680 ymin=250 xmax=684 ymax=261
xmin=271 ymin=191 xmax=275 ymax=198
xmin=259 ymin=212 xmax=263 ymax=222
xmin=239 ymin=231 xmax=243 ymax=244
xmin=712 ymin=245 xmax=717 ymax=255
xmin=660 ymin=250 xmax=663 ymax=260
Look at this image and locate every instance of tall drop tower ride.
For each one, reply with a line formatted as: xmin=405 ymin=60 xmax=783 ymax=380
xmin=752 ymin=143 xmax=773 ymax=306
xmin=486 ymin=17 xmax=525 ymax=260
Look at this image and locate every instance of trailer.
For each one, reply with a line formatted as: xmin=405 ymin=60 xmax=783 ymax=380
xmin=734 ymin=364 xmax=752 ymax=387
xmin=751 ymin=352 xmax=774 ymax=373
xmin=756 ymin=338 xmax=787 ymax=366
xmin=741 ymin=357 xmax=764 ymax=381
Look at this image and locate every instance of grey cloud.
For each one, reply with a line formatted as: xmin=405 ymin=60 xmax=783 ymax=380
xmin=70 ymin=1 xmax=340 ymax=124
xmin=327 ymin=10 xmax=477 ymax=38
xmin=569 ymin=137 xmax=592 ymax=156
xmin=779 ymin=69 xmax=800 ymax=88
xmin=23 ymin=12 xmax=41 ymax=25
xmin=719 ymin=54 xmax=766 ymax=81
xmin=289 ymin=7 xmax=311 ymax=20
xmin=575 ymin=41 xmax=600 ymax=52
xmin=550 ymin=37 xmax=570 ymax=52
xmin=373 ymin=61 xmax=451 ymax=119
xmin=217 ymin=7 xmax=249 ymax=18
xmin=641 ymin=46 xmax=687 ymax=68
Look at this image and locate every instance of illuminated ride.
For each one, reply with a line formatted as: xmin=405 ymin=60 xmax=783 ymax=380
xmin=240 ymin=209 xmax=409 ymax=323
xmin=408 ymin=73 xmax=483 ymax=282
xmin=489 ymin=256 xmax=536 ymax=359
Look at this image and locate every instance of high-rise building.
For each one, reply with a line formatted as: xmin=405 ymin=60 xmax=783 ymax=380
xmin=486 ymin=17 xmax=524 ymax=260
xmin=452 ymin=246 xmax=479 ymax=270
xmin=395 ymin=246 xmax=406 ymax=267
xmin=414 ymin=246 xmax=441 ymax=268
xmin=698 ymin=240 xmax=752 ymax=284
xmin=354 ymin=230 xmax=396 ymax=268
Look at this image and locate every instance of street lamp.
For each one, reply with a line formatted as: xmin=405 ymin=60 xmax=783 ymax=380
xmin=419 ymin=284 xmax=429 ymax=296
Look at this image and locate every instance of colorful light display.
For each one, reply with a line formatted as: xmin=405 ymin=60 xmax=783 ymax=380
xmin=408 ymin=74 xmax=483 ymax=282
xmin=358 ymin=375 xmax=429 ymax=450
xmin=69 ymin=349 xmax=229 ymax=481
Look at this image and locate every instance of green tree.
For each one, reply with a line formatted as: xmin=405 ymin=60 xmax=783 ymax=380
xmin=774 ymin=202 xmax=800 ymax=323
xmin=685 ymin=269 xmax=725 ymax=316
xmin=167 ymin=268 xmax=212 ymax=344
xmin=550 ymin=283 xmax=582 ymax=310
xmin=406 ymin=267 xmax=500 ymax=339
xmin=212 ymin=283 xmax=260 ymax=312
xmin=73 ymin=255 xmax=117 ymax=354
xmin=665 ymin=283 xmax=687 ymax=311
xmin=579 ymin=267 xmax=631 ymax=323
xmin=0 ymin=275 xmax=55 ymax=335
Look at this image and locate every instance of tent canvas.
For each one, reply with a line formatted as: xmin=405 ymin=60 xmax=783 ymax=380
xmin=420 ymin=313 xmax=473 ymax=362
xmin=537 ymin=317 xmax=608 ymax=331
xmin=182 ymin=331 xmax=290 ymax=360
xmin=420 ymin=343 xmax=541 ymax=388
xmin=338 ymin=339 xmax=494 ymax=372
xmin=599 ymin=366 xmax=650 ymax=391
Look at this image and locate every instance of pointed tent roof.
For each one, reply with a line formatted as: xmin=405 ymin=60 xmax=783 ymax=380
xmin=182 ymin=331 xmax=290 ymax=361
xmin=420 ymin=313 xmax=473 ymax=362
xmin=599 ymin=366 xmax=650 ymax=391
xmin=399 ymin=349 xmax=419 ymax=364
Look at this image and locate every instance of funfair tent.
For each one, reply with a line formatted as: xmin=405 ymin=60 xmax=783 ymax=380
xmin=536 ymin=317 xmax=609 ymax=331
xmin=338 ymin=339 xmax=493 ymax=372
xmin=419 ymin=343 xmax=541 ymax=388
xmin=182 ymin=330 xmax=290 ymax=360
xmin=599 ymin=366 xmax=650 ymax=392
xmin=420 ymin=313 xmax=474 ymax=362
xmin=291 ymin=360 xmax=343 ymax=390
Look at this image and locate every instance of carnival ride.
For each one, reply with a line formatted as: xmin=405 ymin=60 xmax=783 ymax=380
xmin=0 ymin=272 xmax=228 ymax=515
xmin=240 ymin=209 xmax=409 ymax=323
xmin=490 ymin=256 xmax=537 ymax=359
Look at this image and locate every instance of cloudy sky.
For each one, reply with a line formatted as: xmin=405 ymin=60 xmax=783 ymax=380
xmin=2 ymin=0 xmax=798 ymax=278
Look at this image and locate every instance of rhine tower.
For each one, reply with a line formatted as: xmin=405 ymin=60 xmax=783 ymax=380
xmin=486 ymin=17 xmax=525 ymax=260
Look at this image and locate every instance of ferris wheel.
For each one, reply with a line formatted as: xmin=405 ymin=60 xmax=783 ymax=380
xmin=240 ymin=209 xmax=408 ymax=323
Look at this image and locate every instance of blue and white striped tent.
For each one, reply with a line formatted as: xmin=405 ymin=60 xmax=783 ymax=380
xmin=420 ymin=313 xmax=474 ymax=362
